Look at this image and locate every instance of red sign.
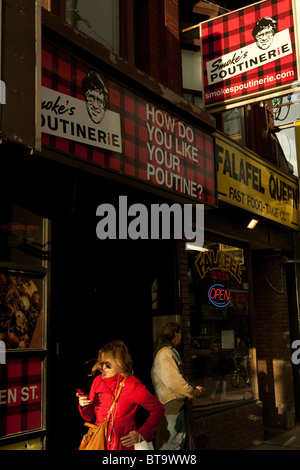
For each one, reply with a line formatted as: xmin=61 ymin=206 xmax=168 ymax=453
xmin=41 ymin=40 xmax=216 ymax=206
xmin=208 ymin=284 xmax=231 ymax=307
xmin=200 ymin=0 xmax=298 ymax=109
xmin=0 ymin=357 xmax=42 ymax=436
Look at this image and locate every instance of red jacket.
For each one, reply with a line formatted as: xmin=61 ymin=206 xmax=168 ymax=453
xmin=79 ymin=374 xmax=165 ymax=450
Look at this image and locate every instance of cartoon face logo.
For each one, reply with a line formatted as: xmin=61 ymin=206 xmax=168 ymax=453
xmin=252 ymin=16 xmax=278 ymax=50
xmin=81 ymin=72 xmax=109 ymax=124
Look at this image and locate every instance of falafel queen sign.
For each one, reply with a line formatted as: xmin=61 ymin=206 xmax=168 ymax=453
xmin=200 ymin=0 xmax=300 ymax=109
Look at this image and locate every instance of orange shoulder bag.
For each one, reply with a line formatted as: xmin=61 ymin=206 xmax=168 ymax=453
xmin=78 ymin=377 xmax=126 ymax=450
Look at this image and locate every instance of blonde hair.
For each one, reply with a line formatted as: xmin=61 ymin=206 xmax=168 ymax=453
xmin=90 ymin=340 xmax=133 ymax=377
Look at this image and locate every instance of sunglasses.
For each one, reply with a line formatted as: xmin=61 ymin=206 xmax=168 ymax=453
xmin=99 ymin=361 xmax=112 ymax=370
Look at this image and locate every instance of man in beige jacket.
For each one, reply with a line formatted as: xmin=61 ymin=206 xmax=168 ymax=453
xmin=151 ymin=322 xmax=205 ymax=450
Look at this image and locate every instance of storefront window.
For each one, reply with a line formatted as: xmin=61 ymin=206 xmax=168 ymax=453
xmin=0 ymin=198 xmax=48 ymax=446
xmin=0 ymin=203 xmax=47 ymax=267
xmin=0 ymin=203 xmax=48 ymax=350
xmin=187 ymin=240 xmax=254 ymax=410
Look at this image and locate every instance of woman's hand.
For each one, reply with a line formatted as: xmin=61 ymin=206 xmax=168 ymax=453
xmin=195 ymin=386 xmax=205 ymax=397
xmin=120 ymin=430 xmax=143 ymax=447
xmin=76 ymin=392 xmax=91 ymax=407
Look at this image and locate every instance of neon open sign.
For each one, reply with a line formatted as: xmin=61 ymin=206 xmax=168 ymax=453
xmin=208 ymin=284 xmax=231 ymax=307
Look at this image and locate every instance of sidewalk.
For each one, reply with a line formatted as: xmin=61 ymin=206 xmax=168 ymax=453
xmin=249 ymin=423 xmax=300 ymax=450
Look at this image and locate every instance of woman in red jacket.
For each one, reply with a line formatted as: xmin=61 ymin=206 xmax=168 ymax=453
xmin=77 ymin=340 xmax=165 ymax=450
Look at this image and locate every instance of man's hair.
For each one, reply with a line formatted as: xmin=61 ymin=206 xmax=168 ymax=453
xmin=161 ymin=322 xmax=181 ymax=341
xmin=81 ymin=71 xmax=109 ymax=110
xmin=252 ymin=16 xmax=278 ymax=39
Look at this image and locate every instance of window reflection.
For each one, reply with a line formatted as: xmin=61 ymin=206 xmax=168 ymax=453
xmin=187 ymin=242 xmax=254 ymax=410
xmin=66 ymin=0 xmax=119 ymax=53
xmin=223 ymin=108 xmax=246 ymax=146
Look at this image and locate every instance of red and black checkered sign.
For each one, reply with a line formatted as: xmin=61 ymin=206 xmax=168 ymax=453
xmin=42 ymin=40 xmax=216 ymax=206
xmin=0 ymin=357 xmax=42 ymax=437
xmin=201 ymin=0 xmax=298 ymax=108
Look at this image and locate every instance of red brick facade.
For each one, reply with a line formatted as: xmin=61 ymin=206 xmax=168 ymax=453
xmin=252 ymin=253 xmax=296 ymax=429
xmin=135 ymin=0 xmax=182 ymax=95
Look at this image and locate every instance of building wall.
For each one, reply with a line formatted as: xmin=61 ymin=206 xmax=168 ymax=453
xmin=252 ymin=252 xmax=296 ymax=429
xmin=192 ymin=400 xmax=264 ymax=450
xmin=38 ymin=0 xmax=300 ymax=448
xmin=135 ymin=0 xmax=182 ymax=95
xmin=0 ymin=0 xmax=299 ymax=451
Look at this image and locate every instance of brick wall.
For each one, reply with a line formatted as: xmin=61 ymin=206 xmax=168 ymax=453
xmin=252 ymin=252 xmax=296 ymax=429
xmin=192 ymin=401 xmax=264 ymax=450
xmin=177 ymin=240 xmax=193 ymax=377
xmin=135 ymin=0 xmax=182 ymax=94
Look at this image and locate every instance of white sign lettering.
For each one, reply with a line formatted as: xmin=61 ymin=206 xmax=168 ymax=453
xmin=41 ymin=86 xmax=122 ymax=153
xmin=206 ymin=28 xmax=292 ymax=85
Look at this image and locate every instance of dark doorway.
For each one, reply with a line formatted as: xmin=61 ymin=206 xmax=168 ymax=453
xmin=47 ymin=170 xmax=177 ymax=449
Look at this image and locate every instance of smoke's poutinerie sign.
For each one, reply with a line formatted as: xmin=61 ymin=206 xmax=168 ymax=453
xmin=41 ymin=41 xmax=216 ymax=206
xmin=200 ymin=0 xmax=298 ymax=108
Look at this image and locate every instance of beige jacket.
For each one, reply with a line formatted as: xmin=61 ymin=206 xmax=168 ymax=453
xmin=151 ymin=346 xmax=196 ymax=405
